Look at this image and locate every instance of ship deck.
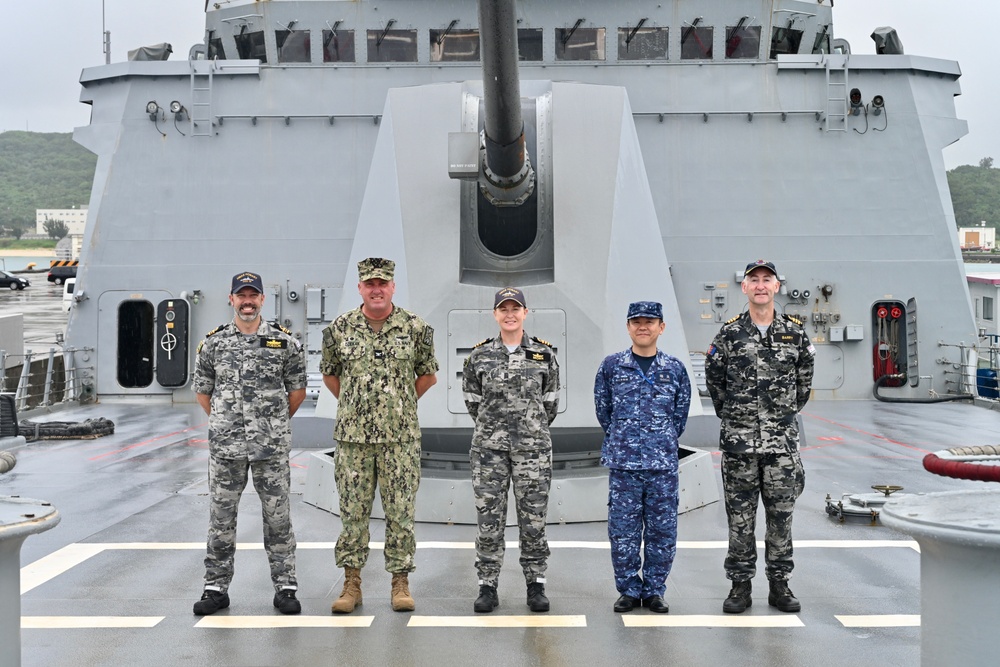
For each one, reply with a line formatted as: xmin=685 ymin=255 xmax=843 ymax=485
xmin=4 ymin=396 xmax=998 ymax=666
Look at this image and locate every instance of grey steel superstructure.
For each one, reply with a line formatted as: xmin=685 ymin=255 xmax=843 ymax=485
xmin=68 ymin=0 xmax=974 ymax=448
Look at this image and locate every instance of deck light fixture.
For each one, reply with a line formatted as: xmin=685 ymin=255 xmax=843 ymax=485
xmin=849 ymin=88 xmax=864 ymax=116
xmin=871 ymin=95 xmax=885 ymax=116
xmin=146 ymin=101 xmax=160 ymax=120
xmin=169 ymin=101 xmax=187 ymax=120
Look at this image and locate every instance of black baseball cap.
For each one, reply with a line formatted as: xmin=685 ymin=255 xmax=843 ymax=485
xmin=494 ymin=287 xmax=526 ymax=309
xmin=231 ymin=271 xmax=264 ymax=294
xmin=743 ymin=259 xmax=778 ymax=279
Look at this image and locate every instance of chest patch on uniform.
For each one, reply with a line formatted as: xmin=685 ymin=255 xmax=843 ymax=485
xmin=260 ymin=337 xmax=287 ymax=349
xmin=772 ymin=332 xmax=802 ymax=346
xmin=374 ymin=349 xmax=385 ymax=359
xmin=653 ymin=370 xmax=672 ymax=383
xmin=526 ymin=350 xmax=550 ymax=362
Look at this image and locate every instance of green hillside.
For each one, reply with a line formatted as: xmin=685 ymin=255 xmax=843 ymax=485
xmin=0 ymin=131 xmax=96 ymax=234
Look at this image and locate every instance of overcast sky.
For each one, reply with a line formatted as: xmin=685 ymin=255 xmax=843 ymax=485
xmin=1 ymin=1 xmax=996 ymax=169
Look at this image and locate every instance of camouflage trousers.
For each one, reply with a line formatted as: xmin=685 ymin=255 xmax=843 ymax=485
xmin=204 ymin=455 xmax=297 ymax=593
xmin=608 ymin=468 xmax=678 ymax=599
xmin=334 ymin=440 xmax=421 ymax=573
xmin=721 ymin=450 xmax=805 ymax=582
xmin=470 ymin=445 xmax=551 ymax=587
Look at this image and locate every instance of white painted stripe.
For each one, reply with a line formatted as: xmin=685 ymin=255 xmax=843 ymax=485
xmin=22 ymin=616 xmax=163 ymax=629
xmin=836 ymin=615 xmax=920 ymax=627
xmin=408 ymin=615 xmax=587 ymax=628
xmin=196 ymin=616 xmax=374 ymax=628
xmin=20 ymin=543 xmax=106 ymax=594
xmin=623 ymin=615 xmax=805 ymax=628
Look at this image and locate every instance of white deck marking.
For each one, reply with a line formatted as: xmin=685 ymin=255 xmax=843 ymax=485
xmin=836 ymin=615 xmax=920 ymax=627
xmin=623 ymin=615 xmax=805 ymax=628
xmin=408 ymin=615 xmax=587 ymax=628
xmin=20 ymin=539 xmax=920 ymax=597
xmin=20 ymin=543 xmax=106 ymax=594
xmin=196 ymin=616 xmax=375 ymax=628
xmin=22 ymin=616 xmax=164 ymax=629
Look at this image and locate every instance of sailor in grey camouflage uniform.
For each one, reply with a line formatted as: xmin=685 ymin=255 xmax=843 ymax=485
xmin=463 ymin=287 xmax=559 ymax=614
xmin=594 ymin=301 xmax=691 ymax=614
xmin=320 ymin=257 xmax=438 ymax=614
xmin=192 ymin=271 xmax=307 ymax=616
xmin=705 ymin=260 xmax=815 ymax=614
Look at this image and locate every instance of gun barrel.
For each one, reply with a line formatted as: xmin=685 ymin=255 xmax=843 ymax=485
xmin=478 ymin=0 xmax=529 ymax=185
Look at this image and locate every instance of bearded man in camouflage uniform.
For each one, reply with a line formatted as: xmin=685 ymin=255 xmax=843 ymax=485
xmin=320 ymin=258 xmax=438 ymax=613
xmin=463 ymin=287 xmax=559 ymax=613
xmin=705 ymin=260 xmax=815 ymax=614
xmin=192 ymin=271 xmax=307 ymax=616
xmin=594 ymin=301 xmax=691 ymax=614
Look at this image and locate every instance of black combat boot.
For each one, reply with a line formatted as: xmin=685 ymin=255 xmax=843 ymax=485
xmin=193 ymin=589 xmax=230 ymax=616
xmin=526 ymin=582 xmax=550 ymax=612
xmin=768 ymin=580 xmax=801 ymax=612
xmin=273 ymin=588 xmax=301 ymax=615
xmin=722 ymin=581 xmax=752 ymax=614
xmin=474 ymin=584 xmax=499 ymax=613
xmin=613 ymin=594 xmax=639 ymax=613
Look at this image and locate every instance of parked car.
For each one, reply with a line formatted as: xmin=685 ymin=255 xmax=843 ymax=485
xmin=0 ymin=270 xmax=30 ymax=290
xmin=63 ymin=277 xmax=77 ymax=311
xmin=47 ymin=265 xmax=77 ymax=285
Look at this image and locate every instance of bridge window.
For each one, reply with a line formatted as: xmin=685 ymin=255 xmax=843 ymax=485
xmin=367 ymin=29 xmax=418 ymax=63
xmin=985 ymin=296 xmax=995 ymax=322
xmin=618 ymin=27 xmax=668 ymax=61
xmin=431 ymin=29 xmax=480 ymax=62
xmin=725 ymin=25 xmax=760 ymax=59
xmin=234 ymin=29 xmax=267 ymax=62
xmin=771 ymin=26 xmax=803 ymax=57
xmin=208 ymin=31 xmax=226 ymax=60
xmin=812 ymin=27 xmax=831 ymax=55
xmin=518 ymin=29 xmax=543 ymax=61
xmin=276 ymin=29 xmax=311 ymax=63
xmin=555 ymin=27 xmax=606 ymax=61
xmin=681 ymin=26 xmax=713 ymax=59
xmin=323 ymin=30 xmax=356 ymax=62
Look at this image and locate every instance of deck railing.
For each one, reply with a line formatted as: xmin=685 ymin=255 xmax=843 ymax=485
xmin=0 ymin=347 xmax=93 ymax=410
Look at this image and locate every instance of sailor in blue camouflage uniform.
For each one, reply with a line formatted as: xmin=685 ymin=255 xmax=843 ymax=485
xmin=463 ymin=287 xmax=559 ymax=614
xmin=192 ymin=271 xmax=307 ymax=616
xmin=705 ymin=260 xmax=815 ymax=614
xmin=594 ymin=301 xmax=691 ymax=614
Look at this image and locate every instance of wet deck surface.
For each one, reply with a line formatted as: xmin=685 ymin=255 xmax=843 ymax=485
xmin=3 ymin=397 xmax=998 ymax=666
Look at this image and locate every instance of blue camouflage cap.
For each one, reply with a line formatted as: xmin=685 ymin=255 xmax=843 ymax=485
xmin=231 ymin=271 xmax=264 ymax=294
xmin=627 ymin=301 xmax=663 ymax=320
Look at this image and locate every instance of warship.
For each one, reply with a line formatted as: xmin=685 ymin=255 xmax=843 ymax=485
xmin=2 ymin=1 xmax=999 ymax=665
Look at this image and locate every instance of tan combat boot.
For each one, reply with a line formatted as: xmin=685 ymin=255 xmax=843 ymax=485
xmin=391 ymin=573 xmax=415 ymax=612
xmin=331 ymin=567 xmax=362 ymax=614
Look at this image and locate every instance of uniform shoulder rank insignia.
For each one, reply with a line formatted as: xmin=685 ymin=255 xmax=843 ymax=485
xmin=473 ymin=337 xmax=493 ymax=349
xmin=277 ymin=324 xmax=293 ymax=336
xmin=783 ymin=314 xmax=804 ymax=326
xmin=531 ymin=336 xmax=553 ymax=348
xmin=204 ymin=324 xmax=226 ymax=337
xmin=725 ymin=315 xmax=741 ymax=325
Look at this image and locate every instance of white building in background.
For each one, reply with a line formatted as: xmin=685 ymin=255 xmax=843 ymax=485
xmin=967 ymin=272 xmax=1000 ymax=337
xmin=958 ymin=224 xmax=996 ymax=251
xmin=35 ymin=206 xmax=88 ymax=235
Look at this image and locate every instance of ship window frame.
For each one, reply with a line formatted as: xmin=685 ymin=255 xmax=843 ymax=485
xmin=725 ymin=25 xmax=761 ymax=59
xmin=367 ymin=29 xmax=419 ymax=63
xmin=322 ymin=29 xmax=356 ymax=63
xmin=770 ymin=26 xmax=804 ymax=58
xmin=555 ymin=27 xmax=606 ymax=61
xmin=234 ymin=29 xmax=268 ymax=63
xmin=518 ymin=28 xmax=543 ymax=62
xmin=680 ymin=26 xmax=714 ymax=60
xmin=275 ymin=29 xmax=312 ymax=63
xmin=208 ymin=34 xmax=226 ymax=60
xmin=985 ymin=296 xmax=995 ymax=322
xmin=617 ymin=26 xmax=668 ymax=61
xmin=430 ymin=28 xmax=481 ymax=63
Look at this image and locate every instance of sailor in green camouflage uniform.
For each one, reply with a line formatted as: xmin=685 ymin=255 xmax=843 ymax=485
xmin=463 ymin=287 xmax=559 ymax=614
xmin=192 ymin=271 xmax=307 ymax=616
xmin=320 ymin=258 xmax=439 ymax=613
xmin=705 ymin=260 xmax=815 ymax=614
